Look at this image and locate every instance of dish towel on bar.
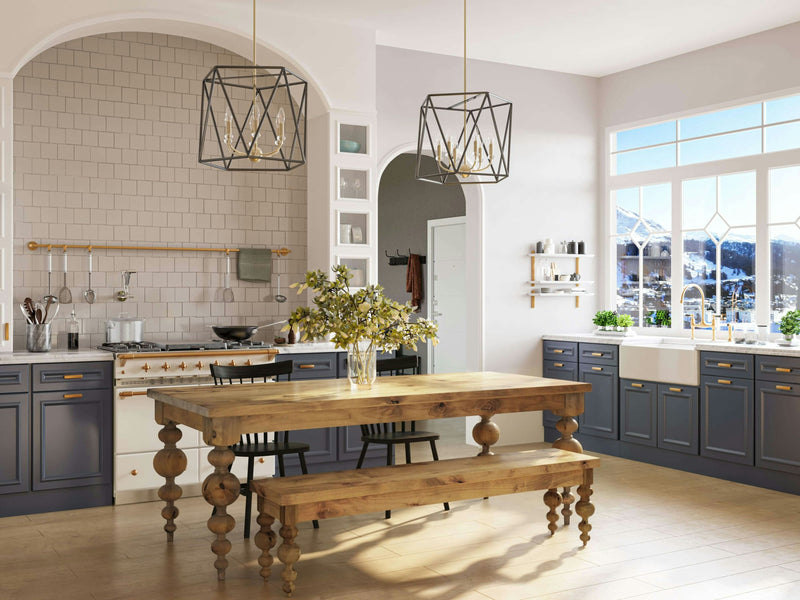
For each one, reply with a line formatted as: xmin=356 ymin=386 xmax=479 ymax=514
xmin=406 ymin=253 xmax=424 ymax=309
xmin=237 ymin=248 xmax=272 ymax=282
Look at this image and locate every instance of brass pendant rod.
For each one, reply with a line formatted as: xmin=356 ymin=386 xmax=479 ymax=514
xmin=252 ymin=0 xmax=257 ymax=103
xmin=463 ymin=0 xmax=467 ymax=136
xmin=27 ymin=241 xmax=290 ymax=256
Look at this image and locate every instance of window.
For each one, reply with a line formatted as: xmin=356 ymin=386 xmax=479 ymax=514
xmin=611 ymin=95 xmax=800 ymax=176
xmin=608 ymin=91 xmax=800 ymax=334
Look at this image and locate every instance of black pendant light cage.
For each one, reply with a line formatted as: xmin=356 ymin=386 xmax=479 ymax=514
xmin=199 ymin=65 xmax=308 ymax=171
xmin=415 ymin=91 xmax=512 ymax=185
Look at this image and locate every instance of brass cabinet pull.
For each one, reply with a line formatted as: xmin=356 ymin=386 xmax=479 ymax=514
xmin=591 ymin=352 xmax=603 ymax=357
xmin=717 ymin=363 xmax=732 ymax=368
xmin=776 ymin=367 xmax=792 ymax=373
xmin=552 ymin=349 xmax=564 ymax=354
xmin=717 ymin=379 xmax=732 ymax=385
xmin=776 ymin=385 xmax=792 ymax=391
xmin=63 ymin=374 xmax=84 ymax=379
xmin=631 ymin=383 xmax=643 ymax=388
xmin=299 ymin=364 xmax=316 ymax=369
xmin=669 ymin=387 xmax=683 ymax=393
xmin=554 ymin=362 xmax=564 ymax=367
xmin=63 ymin=393 xmax=83 ymax=399
xmin=591 ymin=366 xmax=602 ymax=371
xmin=119 ymin=390 xmax=148 ymax=397
xmin=4 ymin=322 xmax=8 ymax=341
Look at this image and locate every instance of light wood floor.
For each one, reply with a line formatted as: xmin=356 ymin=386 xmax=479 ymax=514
xmin=4 ymin=442 xmax=800 ymax=600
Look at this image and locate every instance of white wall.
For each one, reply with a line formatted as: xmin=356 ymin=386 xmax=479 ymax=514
xmin=377 ymin=47 xmax=599 ymax=443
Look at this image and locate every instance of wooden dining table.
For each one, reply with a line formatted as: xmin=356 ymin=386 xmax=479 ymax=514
xmin=148 ymin=371 xmax=591 ymax=580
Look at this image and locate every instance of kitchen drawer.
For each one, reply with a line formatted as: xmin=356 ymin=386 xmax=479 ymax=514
xmin=115 ymin=391 xmax=199 ymax=453
xmin=543 ymin=359 xmax=578 ymax=381
xmin=116 ymin=449 xmax=200 ymax=493
xmin=0 ymin=365 xmax=30 ymax=394
xmin=700 ymin=352 xmax=753 ymax=379
xmin=579 ymin=343 xmax=618 ymax=366
xmin=543 ymin=340 xmax=578 ymax=360
xmin=33 ymin=361 xmax=112 ymax=392
xmin=275 ymin=353 xmax=338 ymax=379
xmin=755 ymin=355 xmax=800 ymax=385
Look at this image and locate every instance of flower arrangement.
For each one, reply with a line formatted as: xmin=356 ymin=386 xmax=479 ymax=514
xmin=287 ymin=266 xmax=438 ymax=388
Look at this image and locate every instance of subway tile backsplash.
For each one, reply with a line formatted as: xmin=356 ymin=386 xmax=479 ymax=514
xmin=13 ymin=33 xmax=307 ymax=350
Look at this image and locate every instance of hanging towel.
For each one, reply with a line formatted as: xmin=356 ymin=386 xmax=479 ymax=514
xmin=237 ymin=248 xmax=272 ymax=282
xmin=406 ymin=253 xmax=424 ymax=309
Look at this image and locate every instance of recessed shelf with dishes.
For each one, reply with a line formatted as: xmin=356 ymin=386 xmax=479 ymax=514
xmin=338 ymin=123 xmax=368 ymax=155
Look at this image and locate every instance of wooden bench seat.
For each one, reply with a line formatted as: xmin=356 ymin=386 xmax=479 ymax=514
xmin=251 ymin=448 xmax=599 ymax=596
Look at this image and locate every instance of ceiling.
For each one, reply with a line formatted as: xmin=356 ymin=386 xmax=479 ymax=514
xmin=266 ymin=0 xmax=800 ymax=77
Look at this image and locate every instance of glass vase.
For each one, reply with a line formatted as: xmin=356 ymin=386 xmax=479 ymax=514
xmin=347 ymin=340 xmax=376 ymax=391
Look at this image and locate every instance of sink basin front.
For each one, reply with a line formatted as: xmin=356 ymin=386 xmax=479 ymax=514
xmin=619 ymin=340 xmax=699 ymax=386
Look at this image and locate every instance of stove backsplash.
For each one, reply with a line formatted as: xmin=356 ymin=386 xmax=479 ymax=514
xmin=12 ymin=32 xmax=308 ymax=351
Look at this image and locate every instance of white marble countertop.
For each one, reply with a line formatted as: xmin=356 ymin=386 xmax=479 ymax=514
xmin=543 ymin=332 xmax=800 ymax=356
xmin=274 ymin=342 xmax=341 ymax=354
xmin=0 ymin=349 xmax=113 ymax=364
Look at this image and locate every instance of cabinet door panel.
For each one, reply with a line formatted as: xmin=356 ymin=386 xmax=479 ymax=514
xmin=280 ymin=427 xmax=337 ymax=469
xmin=33 ymin=389 xmax=112 ymax=490
xmin=620 ymin=379 xmax=657 ymax=446
xmin=0 ymin=393 xmax=29 ymax=495
xmin=543 ymin=360 xmax=577 ymax=427
xmin=657 ymin=384 xmax=699 ymax=455
xmin=756 ymin=382 xmax=800 ymax=475
xmin=700 ymin=375 xmax=754 ymax=465
xmin=578 ymin=364 xmax=619 ymax=439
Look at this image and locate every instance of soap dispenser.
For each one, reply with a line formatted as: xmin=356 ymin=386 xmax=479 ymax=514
xmin=67 ymin=309 xmax=80 ymax=350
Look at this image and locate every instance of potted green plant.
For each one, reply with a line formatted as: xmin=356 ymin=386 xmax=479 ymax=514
xmin=779 ymin=310 xmax=800 ymax=344
xmin=288 ymin=265 xmax=438 ymax=390
xmin=592 ymin=310 xmax=617 ymax=331
xmin=616 ymin=314 xmax=634 ymax=331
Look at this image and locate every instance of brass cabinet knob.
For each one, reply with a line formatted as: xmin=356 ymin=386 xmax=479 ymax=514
xmin=162 ymin=362 xmax=170 ymax=371
xmin=258 ymin=458 xmax=265 ymax=464
xmin=142 ymin=363 xmax=151 ymax=372
xmin=131 ymin=469 xmax=138 ymax=476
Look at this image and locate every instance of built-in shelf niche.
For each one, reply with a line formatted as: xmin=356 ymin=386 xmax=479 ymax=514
xmin=338 ymin=123 xmax=368 ymax=155
xmin=338 ymin=257 xmax=369 ymax=287
xmin=338 ymin=168 xmax=368 ymax=201
xmin=337 ymin=211 xmax=368 ymax=245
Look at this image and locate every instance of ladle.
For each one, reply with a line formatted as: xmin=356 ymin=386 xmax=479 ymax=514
xmin=275 ymin=274 xmax=287 ymax=303
xmin=83 ymin=249 xmax=96 ymax=304
xmin=43 ymin=248 xmax=59 ymax=307
xmin=57 ymin=247 xmax=73 ymax=304
xmin=222 ymin=251 xmax=234 ymax=303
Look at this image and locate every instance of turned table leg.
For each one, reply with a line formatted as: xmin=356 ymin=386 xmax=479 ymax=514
xmin=153 ymin=421 xmax=187 ymax=542
xmin=203 ymin=445 xmax=240 ymax=581
xmin=553 ymin=411 xmax=582 ymax=527
xmin=472 ymin=414 xmax=500 ymax=456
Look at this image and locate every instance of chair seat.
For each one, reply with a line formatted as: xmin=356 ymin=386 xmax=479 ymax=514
xmin=361 ymin=430 xmax=440 ymax=444
xmin=232 ymin=441 xmax=311 ymax=457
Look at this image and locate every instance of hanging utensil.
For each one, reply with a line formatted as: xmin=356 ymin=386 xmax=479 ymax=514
xmin=58 ymin=247 xmax=73 ymax=304
xmin=275 ymin=274 xmax=287 ymax=303
xmin=44 ymin=248 xmax=58 ymax=306
xmin=84 ymin=249 xmax=96 ymax=304
xmin=222 ymin=251 xmax=234 ymax=303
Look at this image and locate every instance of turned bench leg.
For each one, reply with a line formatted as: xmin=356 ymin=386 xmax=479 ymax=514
xmin=278 ymin=523 xmax=301 ymax=597
xmin=575 ymin=470 xmax=595 ymax=547
xmin=254 ymin=497 xmax=276 ymax=582
xmin=561 ymin=486 xmax=574 ymax=525
xmin=543 ymin=488 xmax=562 ymax=536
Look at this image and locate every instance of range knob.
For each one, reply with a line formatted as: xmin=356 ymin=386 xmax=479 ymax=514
xmin=162 ymin=362 xmax=170 ymax=371
xmin=179 ymin=361 xmax=187 ymax=371
xmin=229 ymin=360 xmax=236 ymax=366
xmin=142 ymin=363 xmax=151 ymax=373
xmin=196 ymin=361 xmax=203 ymax=370
xmin=245 ymin=359 xmax=253 ymax=366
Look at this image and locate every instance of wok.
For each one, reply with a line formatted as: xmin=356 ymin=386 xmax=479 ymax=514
xmin=212 ymin=320 xmax=287 ymax=342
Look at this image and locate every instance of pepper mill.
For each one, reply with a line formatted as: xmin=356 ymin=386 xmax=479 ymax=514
xmin=578 ymin=240 xmax=586 ymax=254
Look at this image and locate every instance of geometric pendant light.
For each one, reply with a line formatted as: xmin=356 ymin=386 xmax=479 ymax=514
xmin=198 ymin=0 xmax=307 ymax=171
xmin=415 ymin=0 xmax=512 ymax=184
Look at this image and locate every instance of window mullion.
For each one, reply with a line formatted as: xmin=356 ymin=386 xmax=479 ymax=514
xmin=755 ymin=165 xmax=770 ymax=330
xmin=671 ymin=175 xmax=682 ymax=335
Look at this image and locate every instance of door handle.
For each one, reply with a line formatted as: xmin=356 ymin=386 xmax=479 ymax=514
xmin=631 ymin=382 xmax=643 ymax=388
xmin=669 ymin=387 xmax=683 ymax=393
xmin=717 ymin=379 xmax=731 ymax=385
xmin=776 ymin=385 xmax=792 ymax=391
xmin=553 ymin=363 xmax=564 ymax=367
xmin=776 ymin=367 xmax=792 ymax=373
xmin=591 ymin=366 xmax=602 ymax=371
xmin=717 ymin=363 xmax=732 ymax=368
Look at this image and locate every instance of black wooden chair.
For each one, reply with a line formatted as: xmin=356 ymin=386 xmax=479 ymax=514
xmin=210 ymin=361 xmax=319 ymax=536
xmin=355 ymin=354 xmax=450 ymax=518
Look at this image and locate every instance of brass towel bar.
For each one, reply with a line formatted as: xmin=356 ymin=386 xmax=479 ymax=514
xmin=27 ymin=241 xmax=290 ymax=256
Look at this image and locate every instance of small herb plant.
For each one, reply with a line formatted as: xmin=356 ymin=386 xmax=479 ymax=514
xmin=592 ymin=310 xmax=617 ymax=328
xmin=616 ymin=314 xmax=634 ymax=328
xmin=779 ymin=310 xmax=800 ymax=338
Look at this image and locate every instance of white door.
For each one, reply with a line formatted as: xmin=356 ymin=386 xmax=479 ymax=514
xmin=427 ymin=217 xmax=467 ymax=373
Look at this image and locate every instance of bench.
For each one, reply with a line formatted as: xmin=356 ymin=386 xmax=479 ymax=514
xmin=251 ymin=447 xmax=599 ymax=596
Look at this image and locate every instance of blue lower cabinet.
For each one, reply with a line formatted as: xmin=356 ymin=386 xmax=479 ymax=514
xmin=0 ymin=393 xmax=29 ymax=495
xmin=543 ymin=359 xmax=578 ymax=432
xmin=700 ymin=375 xmax=754 ymax=465
xmin=619 ymin=379 xmax=657 ymax=447
xmin=578 ymin=364 xmax=619 ymax=439
xmin=756 ymin=381 xmax=800 ymax=475
xmin=657 ymin=384 xmax=699 ymax=455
